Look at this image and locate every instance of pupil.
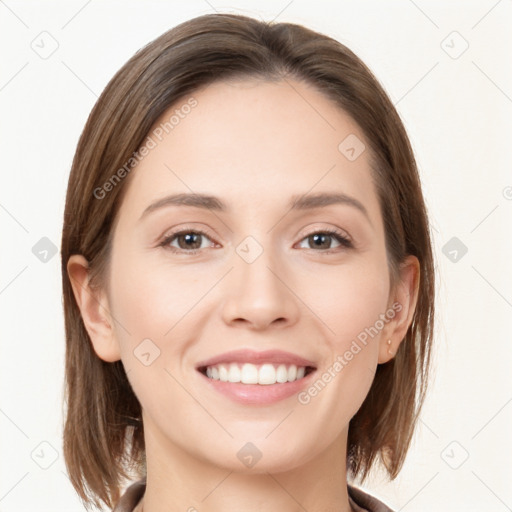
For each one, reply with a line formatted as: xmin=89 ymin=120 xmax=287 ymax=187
xmin=180 ymin=233 xmax=200 ymax=249
xmin=311 ymin=233 xmax=330 ymax=249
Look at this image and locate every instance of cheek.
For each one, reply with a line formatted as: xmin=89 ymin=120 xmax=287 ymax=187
xmin=107 ymin=252 xmax=216 ymax=398
xmin=109 ymin=250 xmax=206 ymax=341
xmin=107 ymin=259 xmax=197 ymax=417
xmin=293 ymin=270 xmax=389 ymax=446
xmin=304 ymin=258 xmax=390 ymax=348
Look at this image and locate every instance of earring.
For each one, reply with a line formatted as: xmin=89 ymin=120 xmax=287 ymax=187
xmin=386 ymin=339 xmax=393 ymax=356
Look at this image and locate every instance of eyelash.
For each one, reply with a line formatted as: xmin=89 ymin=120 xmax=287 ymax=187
xmin=158 ymin=226 xmax=353 ymax=255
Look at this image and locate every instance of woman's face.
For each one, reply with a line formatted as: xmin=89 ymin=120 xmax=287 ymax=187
xmin=80 ymin=78 xmax=416 ymax=473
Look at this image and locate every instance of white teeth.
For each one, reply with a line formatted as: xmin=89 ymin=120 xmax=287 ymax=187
xmin=228 ymin=363 xmax=241 ymax=383
xmin=203 ymin=362 xmax=310 ymax=384
xmin=287 ymin=364 xmax=297 ymax=382
xmin=258 ymin=364 xmax=276 ymax=385
xmin=276 ymin=364 xmax=288 ymax=383
xmin=241 ymin=363 xmax=258 ymax=384
xmin=219 ymin=365 xmax=229 ymax=382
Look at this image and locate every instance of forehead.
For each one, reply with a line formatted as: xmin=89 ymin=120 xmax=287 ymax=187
xmin=116 ymin=78 xmax=380 ymax=224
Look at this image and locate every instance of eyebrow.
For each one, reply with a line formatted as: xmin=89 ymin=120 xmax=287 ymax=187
xmin=139 ymin=191 xmax=370 ymax=222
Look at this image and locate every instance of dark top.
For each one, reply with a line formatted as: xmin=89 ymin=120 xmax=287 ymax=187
xmin=112 ymin=478 xmax=394 ymax=511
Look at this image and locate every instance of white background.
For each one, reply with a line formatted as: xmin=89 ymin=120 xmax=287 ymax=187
xmin=1 ymin=1 xmax=511 ymax=510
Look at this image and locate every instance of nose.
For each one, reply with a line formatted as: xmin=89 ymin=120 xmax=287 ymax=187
xmin=221 ymin=247 xmax=300 ymax=331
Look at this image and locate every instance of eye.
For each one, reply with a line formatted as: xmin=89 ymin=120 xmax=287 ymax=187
xmin=159 ymin=227 xmax=353 ymax=255
xmin=296 ymin=229 xmax=353 ymax=253
xmin=159 ymin=228 xmax=217 ymax=254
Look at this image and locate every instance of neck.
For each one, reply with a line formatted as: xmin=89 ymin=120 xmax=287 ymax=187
xmin=138 ymin=413 xmax=354 ymax=512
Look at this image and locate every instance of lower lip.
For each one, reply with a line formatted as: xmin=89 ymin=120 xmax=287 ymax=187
xmin=197 ymin=370 xmax=316 ymax=405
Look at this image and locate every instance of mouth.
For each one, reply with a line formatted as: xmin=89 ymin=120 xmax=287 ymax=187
xmin=197 ymin=362 xmax=316 ymax=385
xmin=194 ymin=349 xmax=317 ymax=404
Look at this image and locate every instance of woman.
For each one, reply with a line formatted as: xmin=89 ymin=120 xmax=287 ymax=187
xmin=61 ymin=13 xmax=434 ymax=512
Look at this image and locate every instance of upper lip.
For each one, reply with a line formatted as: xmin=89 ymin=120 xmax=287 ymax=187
xmin=195 ymin=349 xmax=317 ymax=370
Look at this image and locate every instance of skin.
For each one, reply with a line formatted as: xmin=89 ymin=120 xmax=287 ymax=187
xmin=68 ymin=78 xmax=419 ymax=512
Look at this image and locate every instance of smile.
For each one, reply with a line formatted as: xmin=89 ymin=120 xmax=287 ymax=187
xmin=200 ymin=362 xmax=315 ymax=385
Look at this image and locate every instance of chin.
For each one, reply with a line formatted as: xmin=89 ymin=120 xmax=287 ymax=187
xmin=203 ymin=438 xmax=316 ymax=475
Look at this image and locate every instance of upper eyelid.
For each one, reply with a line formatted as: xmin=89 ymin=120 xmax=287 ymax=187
xmin=161 ymin=225 xmax=350 ymax=240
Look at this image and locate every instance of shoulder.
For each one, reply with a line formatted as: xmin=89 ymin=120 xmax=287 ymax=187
xmin=348 ymin=484 xmax=395 ymax=512
xmin=112 ymin=478 xmax=146 ymax=512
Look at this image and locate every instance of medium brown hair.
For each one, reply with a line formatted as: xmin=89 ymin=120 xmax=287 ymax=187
xmin=61 ymin=13 xmax=435 ymax=510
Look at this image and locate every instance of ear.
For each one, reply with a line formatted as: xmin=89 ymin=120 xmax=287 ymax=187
xmin=378 ymin=255 xmax=420 ymax=364
xmin=67 ymin=254 xmax=121 ymax=362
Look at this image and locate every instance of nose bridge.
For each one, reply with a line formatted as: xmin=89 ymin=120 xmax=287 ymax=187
xmin=221 ymin=233 xmax=299 ymax=329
